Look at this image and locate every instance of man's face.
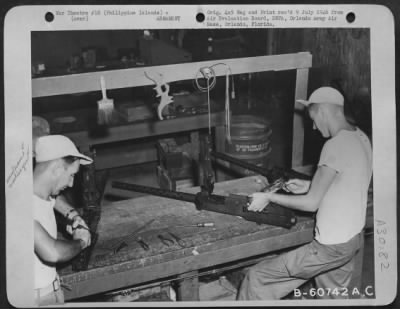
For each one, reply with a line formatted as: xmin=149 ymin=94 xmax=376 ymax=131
xmin=308 ymin=106 xmax=330 ymax=138
xmin=52 ymin=160 xmax=80 ymax=196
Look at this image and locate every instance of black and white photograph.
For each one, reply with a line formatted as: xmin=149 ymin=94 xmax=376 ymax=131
xmin=3 ymin=4 xmax=397 ymax=307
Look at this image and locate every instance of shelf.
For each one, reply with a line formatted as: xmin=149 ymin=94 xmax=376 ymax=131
xmin=32 ymin=52 xmax=312 ymax=168
xmin=42 ymin=110 xmax=225 ymax=151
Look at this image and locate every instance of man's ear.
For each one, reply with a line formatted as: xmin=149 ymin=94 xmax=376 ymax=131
xmin=49 ymin=159 xmax=64 ymax=177
xmin=318 ymin=104 xmax=328 ymax=120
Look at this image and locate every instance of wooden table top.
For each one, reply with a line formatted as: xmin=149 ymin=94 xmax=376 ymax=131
xmin=59 ymin=176 xmax=315 ymax=299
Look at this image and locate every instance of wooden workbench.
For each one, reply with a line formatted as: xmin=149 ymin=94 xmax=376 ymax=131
xmin=58 ymin=176 xmax=315 ymax=301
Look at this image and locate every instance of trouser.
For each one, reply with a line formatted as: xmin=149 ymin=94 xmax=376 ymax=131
xmin=34 ymin=275 xmax=65 ymax=306
xmin=238 ymin=232 xmax=363 ymax=300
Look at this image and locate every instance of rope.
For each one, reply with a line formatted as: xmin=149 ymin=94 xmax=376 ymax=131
xmin=225 ymin=69 xmax=232 ymax=143
xmin=194 ymin=63 xmax=234 ymax=143
xmin=207 ymin=78 xmax=211 ymax=135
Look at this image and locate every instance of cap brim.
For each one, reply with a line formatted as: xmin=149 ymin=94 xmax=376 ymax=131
xmin=76 ymin=154 xmax=93 ymax=165
xmin=296 ymin=99 xmax=311 ymax=106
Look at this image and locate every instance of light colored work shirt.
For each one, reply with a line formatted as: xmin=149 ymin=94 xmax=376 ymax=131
xmin=315 ymin=128 xmax=372 ymax=244
xmin=33 ymin=194 xmax=57 ymax=289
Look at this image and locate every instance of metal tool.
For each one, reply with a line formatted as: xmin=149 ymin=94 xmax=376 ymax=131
xmin=137 ymin=237 xmax=150 ymax=251
xmin=109 ymin=219 xmax=155 ymax=253
xmin=72 ymin=223 xmax=94 ymax=233
xmin=176 ymin=222 xmax=215 ymax=228
xmin=167 ymin=232 xmax=187 ymax=248
xmin=114 ymin=242 xmax=128 ymax=254
xmin=65 ymin=215 xmax=95 ymax=234
xmin=158 ymin=235 xmax=174 ymax=247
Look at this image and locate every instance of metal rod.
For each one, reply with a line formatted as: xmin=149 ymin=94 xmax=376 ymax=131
xmin=211 ymin=151 xmax=273 ymax=177
xmin=211 ymin=151 xmax=310 ymax=180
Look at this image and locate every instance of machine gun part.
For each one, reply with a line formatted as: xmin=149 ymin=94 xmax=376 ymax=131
xmin=72 ymin=226 xmax=98 ymax=271
xmin=195 ymin=191 xmax=296 ymax=228
xmin=112 ymin=181 xmax=296 ymax=229
xmin=113 ymin=181 xmax=196 ymax=203
xmin=262 ymin=178 xmax=287 ymax=193
xmin=72 ymin=150 xmax=101 ymax=271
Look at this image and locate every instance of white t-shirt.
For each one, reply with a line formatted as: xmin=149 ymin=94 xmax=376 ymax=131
xmin=315 ymin=128 xmax=372 ymax=244
xmin=33 ymin=194 xmax=58 ymax=289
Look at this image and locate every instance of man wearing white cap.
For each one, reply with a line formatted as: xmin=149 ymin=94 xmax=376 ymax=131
xmin=238 ymin=87 xmax=372 ymax=300
xmin=33 ymin=135 xmax=93 ymax=305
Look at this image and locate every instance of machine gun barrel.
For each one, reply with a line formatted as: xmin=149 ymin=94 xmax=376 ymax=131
xmin=112 ymin=181 xmax=297 ymax=229
xmin=211 ymin=151 xmax=271 ymax=176
xmin=211 ymin=151 xmax=310 ymax=181
xmin=112 ymin=181 xmax=197 ymax=203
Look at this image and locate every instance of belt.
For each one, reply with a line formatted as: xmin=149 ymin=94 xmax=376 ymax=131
xmin=35 ymin=276 xmax=60 ymax=297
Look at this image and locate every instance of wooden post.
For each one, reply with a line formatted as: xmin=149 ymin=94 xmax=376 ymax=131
xmin=266 ymin=29 xmax=275 ymax=55
xmin=176 ymin=271 xmax=200 ymax=301
xmin=291 ymin=68 xmax=309 ymax=168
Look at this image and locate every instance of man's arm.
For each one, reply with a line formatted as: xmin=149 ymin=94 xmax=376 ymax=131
xmin=54 ymin=194 xmax=79 ymax=220
xmin=34 ymin=220 xmax=87 ymax=263
xmin=248 ymin=165 xmax=337 ymax=212
xmin=54 ymin=195 xmax=91 ymax=245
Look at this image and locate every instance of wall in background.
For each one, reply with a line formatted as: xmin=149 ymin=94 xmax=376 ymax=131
xmin=31 ymin=30 xmax=142 ymax=70
xmin=270 ymin=28 xmax=371 ymax=135
xmin=31 ymin=29 xmax=372 ymax=169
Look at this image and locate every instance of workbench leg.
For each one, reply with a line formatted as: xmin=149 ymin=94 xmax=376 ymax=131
xmin=176 ymin=271 xmax=200 ymax=301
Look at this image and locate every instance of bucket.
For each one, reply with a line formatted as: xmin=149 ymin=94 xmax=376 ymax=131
xmin=225 ymin=115 xmax=272 ymax=177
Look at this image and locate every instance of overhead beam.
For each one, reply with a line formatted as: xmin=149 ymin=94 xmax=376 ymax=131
xmin=32 ymin=52 xmax=312 ymax=98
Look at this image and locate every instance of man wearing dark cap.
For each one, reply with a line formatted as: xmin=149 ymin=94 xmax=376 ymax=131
xmin=238 ymin=87 xmax=373 ymax=300
xmin=33 ymin=135 xmax=93 ymax=305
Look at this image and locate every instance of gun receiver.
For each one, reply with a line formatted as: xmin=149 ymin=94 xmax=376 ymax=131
xmin=112 ymin=181 xmax=297 ymax=229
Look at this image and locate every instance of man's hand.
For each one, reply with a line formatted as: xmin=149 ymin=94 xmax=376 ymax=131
xmin=66 ymin=214 xmax=89 ymax=234
xmin=284 ymin=179 xmax=311 ymax=194
xmin=72 ymin=227 xmax=91 ymax=249
xmin=247 ymin=192 xmax=273 ymax=212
